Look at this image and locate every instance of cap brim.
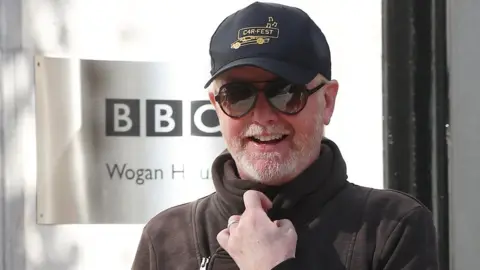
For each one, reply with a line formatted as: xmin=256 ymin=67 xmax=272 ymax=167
xmin=203 ymin=57 xmax=317 ymax=89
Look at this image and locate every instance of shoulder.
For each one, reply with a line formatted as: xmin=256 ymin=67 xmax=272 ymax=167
xmin=364 ymin=186 xmax=433 ymax=222
xmin=339 ymin=183 xmax=431 ymax=218
xmin=338 ymin=183 xmax=434 ymax=233
xmin=346 ymin=184 xmax=435 ymax=242
xmin=143 ymin=201 xmax=194 ymax=239
xmin=142 ymin=193 xmax=214 ymax=244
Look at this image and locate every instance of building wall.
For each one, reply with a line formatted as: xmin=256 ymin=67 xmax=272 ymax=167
xmin=447 ymin=0 xmax=480 ymax=268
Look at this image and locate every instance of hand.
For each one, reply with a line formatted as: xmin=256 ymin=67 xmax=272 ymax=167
xmin=217 ymin=190 xmax=297 ymax=270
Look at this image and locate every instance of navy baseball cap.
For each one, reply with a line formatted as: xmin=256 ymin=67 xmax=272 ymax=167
xmin=204 ymin=2 xmax=331 ymax=89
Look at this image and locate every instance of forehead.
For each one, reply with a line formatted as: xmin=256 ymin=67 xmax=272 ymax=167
xmin=220 ymin=66 xmax=278 ymax=82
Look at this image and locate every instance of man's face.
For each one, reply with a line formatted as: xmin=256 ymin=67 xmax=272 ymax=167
xmin=209 ymin=66 xmax=338 ymax=185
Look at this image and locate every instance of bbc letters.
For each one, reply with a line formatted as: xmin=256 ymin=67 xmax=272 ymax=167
xmin=105 ymin=99 xmax=221 ymax=137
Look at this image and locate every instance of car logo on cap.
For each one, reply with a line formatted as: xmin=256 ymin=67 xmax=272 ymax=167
xmin=231 ymin=17 xmax=279 ymax=49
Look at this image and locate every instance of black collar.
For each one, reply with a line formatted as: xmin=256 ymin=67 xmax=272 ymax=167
xmin=211 ymin=138 xmax=349 ymax=225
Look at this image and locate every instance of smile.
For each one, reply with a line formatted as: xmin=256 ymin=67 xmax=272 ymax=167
xmin=248 ymin=134 xmax=288 ymax=144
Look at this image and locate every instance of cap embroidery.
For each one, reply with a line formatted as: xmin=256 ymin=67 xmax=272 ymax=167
xmin=230 ymin=17 xmax=279 ymax=49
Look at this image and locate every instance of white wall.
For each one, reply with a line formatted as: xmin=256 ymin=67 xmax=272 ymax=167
xmin=1 ymin=0 xmax=383 ymax=269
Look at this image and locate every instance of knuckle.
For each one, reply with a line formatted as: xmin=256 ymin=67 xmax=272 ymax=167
xmin=241 ymin=209 xmax=256 ymax=220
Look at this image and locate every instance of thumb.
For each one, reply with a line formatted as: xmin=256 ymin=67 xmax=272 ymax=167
xmin=243 ymin=190 xmax=273 ymax=211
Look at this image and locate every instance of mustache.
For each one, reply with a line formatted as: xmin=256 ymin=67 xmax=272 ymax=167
xmin=241 ymin=123 xmax=291 ymax=137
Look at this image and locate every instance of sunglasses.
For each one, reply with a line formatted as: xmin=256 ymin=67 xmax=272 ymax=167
xmin=214 ymin=79 xmax=326 ymax=118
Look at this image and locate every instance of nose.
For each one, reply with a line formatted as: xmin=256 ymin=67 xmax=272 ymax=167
xmin=250 ymin=92 xmax=279 ymax=125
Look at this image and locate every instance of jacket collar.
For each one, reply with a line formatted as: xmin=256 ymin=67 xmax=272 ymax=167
xmin=211 ymin=138 xmax=349 ymax=224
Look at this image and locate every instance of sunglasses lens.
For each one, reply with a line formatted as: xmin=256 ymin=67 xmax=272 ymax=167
xmin=217 ymin=83 xmax=257 ymax=117
xmin=266 ymin=83 xmax=308 ymax=114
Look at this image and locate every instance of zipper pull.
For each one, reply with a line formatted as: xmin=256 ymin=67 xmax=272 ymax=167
xmin=199 ymin=257 xmax=210 ymax=270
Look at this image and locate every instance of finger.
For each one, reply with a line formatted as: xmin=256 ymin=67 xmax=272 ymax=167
xmin=243 ymin=190 xmax=273 ymax=211
xmin=216 ymin=228 xmax=230 ymax=249
xmin=227 ymin=215 xmax=241 ymax=230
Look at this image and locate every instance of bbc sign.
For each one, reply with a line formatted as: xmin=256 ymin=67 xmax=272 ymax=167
xmin=36 ymin=57 xmax=225 ymax=224
xmin=105 ymin=99 xmax=221 ymax=137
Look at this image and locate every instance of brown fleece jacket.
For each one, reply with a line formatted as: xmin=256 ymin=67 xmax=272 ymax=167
xmin=132 ymin=139 xmax=439 ymax=270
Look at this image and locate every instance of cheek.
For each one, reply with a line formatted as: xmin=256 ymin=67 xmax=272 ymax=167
xmin=291 ymin=120 xmax=317 ymax=138
xmin=218 ymin=115 xmax=247 ymax=140
xmin=288 ymin=103 xmax=324 ymax=136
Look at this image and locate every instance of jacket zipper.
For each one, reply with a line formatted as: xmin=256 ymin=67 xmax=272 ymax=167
xmin=199 ymin=257 xmax=210 ymax=270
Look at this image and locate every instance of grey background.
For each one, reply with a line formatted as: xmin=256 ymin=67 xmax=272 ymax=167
xmin=446 ymin=0 xmax=480 ymax=268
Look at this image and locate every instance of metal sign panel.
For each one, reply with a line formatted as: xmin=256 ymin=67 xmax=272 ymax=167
xmin=34 ymin=56 xmax=224 ymax=224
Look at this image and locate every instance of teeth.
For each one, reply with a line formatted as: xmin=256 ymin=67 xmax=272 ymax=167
xmin=252 ymin=135 xmax=285 ymax=141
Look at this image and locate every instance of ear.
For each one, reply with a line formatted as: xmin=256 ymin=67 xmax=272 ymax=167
xmin=208 ymin=91 xmax=216 ymax=106
xmin=322 ymin=80 xmax=339 ymax=125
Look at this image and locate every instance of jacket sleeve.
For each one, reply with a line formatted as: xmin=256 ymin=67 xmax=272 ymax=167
xmin=131 ymin=228 xmax=158 ymax=270
xmin=378 ymin=206 xmax=440 ymax=270
xmin=271 ymin=258 xmax=299 ymax=270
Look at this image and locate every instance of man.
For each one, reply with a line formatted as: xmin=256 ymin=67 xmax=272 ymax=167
xmin=132 ymin=2 xmax=439 ymax=269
